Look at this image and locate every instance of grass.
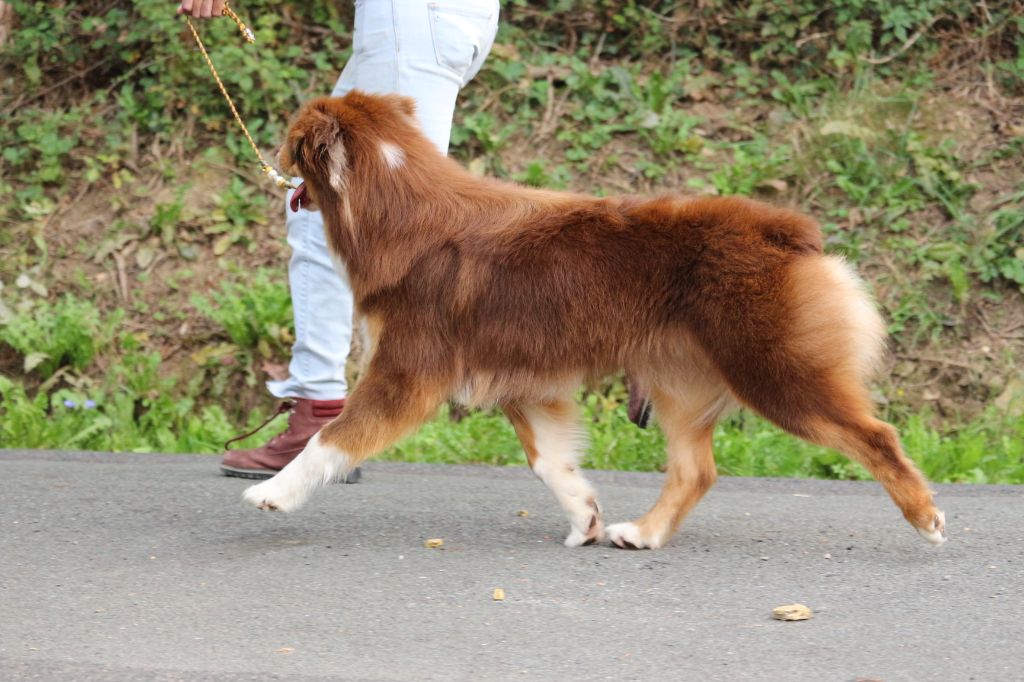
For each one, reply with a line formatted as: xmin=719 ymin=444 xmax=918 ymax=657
xmin=5 ymin=365 xmax=1021 ymax=483
xmin=376 ymin=402 xmax=1024 ymax=485
xmin=1 ymin=1 xmax=1023 ymax=483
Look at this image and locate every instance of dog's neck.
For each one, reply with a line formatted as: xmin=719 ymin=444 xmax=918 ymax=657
xmin=313 ymin=147 xmax=470 ymax=302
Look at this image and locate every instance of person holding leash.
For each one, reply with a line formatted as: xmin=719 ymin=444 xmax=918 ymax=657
xmin=178 ymin=0 xmax=500 ymax=480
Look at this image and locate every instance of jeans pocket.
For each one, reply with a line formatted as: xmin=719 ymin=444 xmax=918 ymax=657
xmin=427 ymin=3 xmax=495 ymax=80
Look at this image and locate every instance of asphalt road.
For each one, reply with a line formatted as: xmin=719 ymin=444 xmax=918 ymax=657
xmin=1 ymin=449 xmax=1021 ymax=681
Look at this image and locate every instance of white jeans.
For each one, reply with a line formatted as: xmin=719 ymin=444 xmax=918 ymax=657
xmin=268 ymin=0 xmax=499 ymax=400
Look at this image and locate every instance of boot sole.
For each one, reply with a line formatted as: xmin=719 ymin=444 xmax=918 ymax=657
xmin=221 ymin=465 xmax=362 ymax=484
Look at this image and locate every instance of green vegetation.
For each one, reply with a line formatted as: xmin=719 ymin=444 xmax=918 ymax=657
xmin=1 ymin=1 xmax=1023 ymax=482
xmin=382 ymin=401 xmax=1024 ymax=484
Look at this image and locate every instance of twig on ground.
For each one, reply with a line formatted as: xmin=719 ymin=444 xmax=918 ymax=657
xmin=112 ymin=242 xmax=137 ymax=303
xmin=638 ymin=5 xmax=683 ymax=23
xmin=795 ymin=32 xmax=830 ymax=48
xmin=0 ymin=1 xmax=11 ymax=47
xmin=895 ymin=354 xmax=979 ymax=371
xmin=587 ymin=32 xmax=606 ymax=73
xmin=860 ymin=16 xmax=943 ymax=65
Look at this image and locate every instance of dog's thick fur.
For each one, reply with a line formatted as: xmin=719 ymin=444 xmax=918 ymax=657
xmin=243 ymin=91 xmax=946 ymax=549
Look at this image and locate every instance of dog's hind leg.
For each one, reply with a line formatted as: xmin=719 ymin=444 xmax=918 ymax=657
xmin=734 ymin=377 xmax=945 ymax=544
xmin=243 ymin=362 xmax=446 ymax=513
xmin=503 ymin=400 xmax=604 ymax=547
xmin=607 ymin=383 xmax=730 ymax=550
xmin=704 ymin=256 xmax=945 ymax=544
xmin=812 ymin=412 xmax=944 ymax=544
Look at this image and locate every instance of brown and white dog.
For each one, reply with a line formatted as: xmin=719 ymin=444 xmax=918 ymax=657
xmin=243 ymin=91 xmax=947 ymax=550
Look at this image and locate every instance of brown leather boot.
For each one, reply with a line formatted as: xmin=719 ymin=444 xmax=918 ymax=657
xmin=220 ymin=398 xmax=360 ymax=483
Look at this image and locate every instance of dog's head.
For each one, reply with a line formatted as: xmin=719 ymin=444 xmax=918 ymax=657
xmin=280 ymin=91 xmax=419 ymax=202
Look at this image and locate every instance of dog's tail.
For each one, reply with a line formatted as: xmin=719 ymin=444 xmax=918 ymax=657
xmin=693 ymin=252 xmax=887 ymax=436
xmin=778 ymin=254 xmax=888 ymax=413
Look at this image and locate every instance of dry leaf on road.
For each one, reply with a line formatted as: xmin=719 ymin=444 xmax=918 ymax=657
xmin=772 ymin=604 xmax=813 ymax=621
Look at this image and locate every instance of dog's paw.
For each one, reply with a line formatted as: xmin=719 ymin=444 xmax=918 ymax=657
xmin=243 ymin=477 xmax=305 ymax=513
xmin=565 ymin=510 xmax=604 ymax=548
xmin=915 ymin=509 xmax=947 ymax=546
xmin=606 ymin=521 xmax=663 ymax=550
xmin=563 ymin=496 xmax=604 ymax=548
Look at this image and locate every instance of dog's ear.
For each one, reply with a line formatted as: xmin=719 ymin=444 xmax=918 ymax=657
xmin=282 ymin=103 xmax=347 ymax=188
xmin=304 ymin=107 xmax=342 ymax=155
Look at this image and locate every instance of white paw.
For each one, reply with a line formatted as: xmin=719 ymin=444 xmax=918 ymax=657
xmin=243 ymin=476 xmax=306 ymax=513
xmin=607 ymin=521 xmax=663 ymax=550
xmin=241 ymin=433 xmax=350 ymax=512
xmin=916 ymin=510 xmax=947 ymax=546
xmin=565 ymin=512 xmax=604 ymax=547
xmin=563 ymin=497 xmax=604 ymax=547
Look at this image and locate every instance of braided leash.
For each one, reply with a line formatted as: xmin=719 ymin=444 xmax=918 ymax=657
xmin=184 ymin=2 xmax=295 ymax=190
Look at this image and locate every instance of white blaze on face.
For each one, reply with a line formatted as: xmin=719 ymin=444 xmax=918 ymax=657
xmin=380 ymin=141 xmax=405 ymax=169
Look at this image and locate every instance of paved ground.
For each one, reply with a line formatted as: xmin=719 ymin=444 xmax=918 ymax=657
xmin=1 ymin=449 xmax=1022 ymax=681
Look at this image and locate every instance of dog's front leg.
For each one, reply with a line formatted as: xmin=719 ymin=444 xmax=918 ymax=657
xmin=503 ymin=400 xmax=604 ymax=547
xmin=244 ymin=365 xmax=445 ymax=512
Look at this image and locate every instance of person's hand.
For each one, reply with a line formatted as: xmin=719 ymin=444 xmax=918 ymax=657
xmin=176 ymin=0 xmax=227 ymax=19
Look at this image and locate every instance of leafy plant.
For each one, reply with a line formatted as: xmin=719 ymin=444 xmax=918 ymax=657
xmin=204 ymin=177 xmax=270 ymax=255
xmin=971 ymin=203 xmax=1024 ymax=291
xmin=709 ymin=137 xmax=792 ymax=196
xmin=0 ymin=295 xmax=122 ymax=378
xmin=191 ymin=267 xmax=293 ymax=355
